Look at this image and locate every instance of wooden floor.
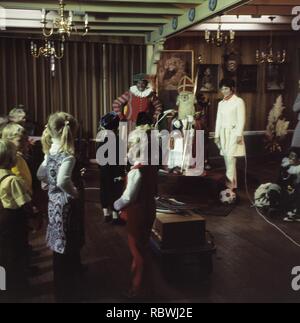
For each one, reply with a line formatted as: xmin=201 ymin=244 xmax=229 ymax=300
xmin=3 ymin=157 xmax=300 ymax=303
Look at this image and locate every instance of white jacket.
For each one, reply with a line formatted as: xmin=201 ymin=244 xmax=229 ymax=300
xmin=215 ymin=94 xmax=246 ymax=157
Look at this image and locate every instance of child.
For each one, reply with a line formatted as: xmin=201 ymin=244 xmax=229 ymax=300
xmin=0 ymin=139 xmax=31 ymax=293
xmin=37 ymin=112 xmax=85 ymax=302
xmin=114 ymin=125 xmax=158 ymax=298
xmin=96 ymin=112 xmax=125 ymax=224
xmin=8 ymin=107 xmax=26 ymax=126
xmin=279 ymin=147 xmax=300 ymax=222
xmin=1 ymin=123 xmax=32 ymax=196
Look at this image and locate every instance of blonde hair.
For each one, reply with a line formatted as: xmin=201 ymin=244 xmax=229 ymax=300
xmin=1 ymin=123 xmax=28 ymax=153
xmin=2 ymin=123 xmax=27 ymax=141
xmin=0 ymin=139 xmax=17 ymax=169
xmin=8 ymin=108 xmax=26 ymax=123
xmin=42 ymin=112 xmax=78 ymax=155
xmin=0 ymin=116 xmax=8 ymax=138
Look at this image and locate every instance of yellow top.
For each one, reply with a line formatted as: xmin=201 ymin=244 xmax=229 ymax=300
xmin=0 ymin=169 xmax=31 ymax=209
xmin=11 ymin=152 xmax=33 ymax=195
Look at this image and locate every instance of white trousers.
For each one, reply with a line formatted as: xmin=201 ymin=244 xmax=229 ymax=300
xmin=223 ymin=155 xmax=237 ymax=190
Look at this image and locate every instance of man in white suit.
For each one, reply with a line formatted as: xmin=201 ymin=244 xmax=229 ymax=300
xmin=214 ymin=79 xmax=246 ymax=191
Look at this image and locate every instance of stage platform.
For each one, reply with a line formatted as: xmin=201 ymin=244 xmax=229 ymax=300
xmin=158 ymin=168 xmax=226 ymax=200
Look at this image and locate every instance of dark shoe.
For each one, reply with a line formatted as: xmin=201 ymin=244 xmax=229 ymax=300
xmin=112 ymin=218 xmax=127 ymax=226
xmin=104 ymin=215 xmax=112 ymax=223
xmin=283 ymin=213 xmax=300 ymax=222
xmin=204 ymin=163 xmax=212 ymax=171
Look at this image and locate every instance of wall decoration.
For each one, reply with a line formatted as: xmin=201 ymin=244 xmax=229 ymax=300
xmin=223 ymin=48 xmax=240 ymax=78
xmin=188 ymin=8 xmax=196 ymax=22
xmin=209 ymin=0 xmax=218 ymax=12
xmin=197 ymin=64 xmax=219 ymax=93
xmin=237 ymin=65 xmax=258 ymax=93
xmin=172 ymin=17 xmax=178 ymax=30
xmin=266 ymin=63 xmax=286 ymax=91
xmin=159 ymin=25 xmax=164 ymax=35
xmin=157 ymin=50 xmax=194 ymax=109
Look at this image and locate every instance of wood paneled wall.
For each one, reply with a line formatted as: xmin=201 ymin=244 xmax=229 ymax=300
xmin=165 ymin=33 xmax=300 ymax=132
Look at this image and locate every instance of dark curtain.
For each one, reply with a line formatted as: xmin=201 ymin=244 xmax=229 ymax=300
xmin=0 ymin=38 xmax=146 ymax=138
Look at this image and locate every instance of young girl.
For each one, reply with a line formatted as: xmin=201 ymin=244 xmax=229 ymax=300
xmin=37 ymin=112 xmax=84 ymax=302
xmin=8 ymin=107 xmax=26 ymax=126
xmin=0 ymin=139 xmax=31 ymax=294
xmin=1 ymin=123 xmax=32 ymax=196
xmin=96 ymin=112 xmax=125 ymax=224
xmin=114 ymin=126 xmax=158 ymax=298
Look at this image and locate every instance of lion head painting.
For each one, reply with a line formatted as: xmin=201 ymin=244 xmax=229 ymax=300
xmin=159 ymin=55 xmax=186 ymax=91
xmin=157 ymin=51 xmax=192 ymax=109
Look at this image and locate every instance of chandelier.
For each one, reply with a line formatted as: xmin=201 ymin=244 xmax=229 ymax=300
xmin=205 ymin=21 xmax=235 ymax=47
xmin=31 ymin=39 xmax=64 ymax=59
xmin=256 ymin=16 xmax=286 ymax=64
xmin=30 ymin=0 xmax=89 ymax=62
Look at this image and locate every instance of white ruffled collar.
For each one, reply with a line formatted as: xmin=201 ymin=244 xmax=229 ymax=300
xmin=130 ymin=85 xmax=153 ymax=98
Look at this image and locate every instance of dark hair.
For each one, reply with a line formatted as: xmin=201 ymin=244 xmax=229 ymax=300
xmin=100 ymin=112 xmax=120 ymax=131
xmin=136 ymin=112 xmax=152 ymax=127
xmin=289 ymin=147 xmax=300 ymax=158
xmin=219 ymin=78 xmax=235 ymax=89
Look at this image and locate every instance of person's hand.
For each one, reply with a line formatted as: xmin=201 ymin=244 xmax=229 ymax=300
xmin=214 ymin=137 xmax=220 ymax=146
xmin=237 ymin=136 xmax=243 ymax=145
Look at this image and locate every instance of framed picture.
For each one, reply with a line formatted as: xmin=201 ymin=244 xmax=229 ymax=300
xmin=157 ymin=50 xmax=194 ymax=109
xmin=266 ymin=64 xmax=286 ymax=91
xmin=237 ymin=65 xmax=258 ymax=93
xmin=197 ymin=64 xmax=219 ymax=93
xmin=223 ymin=49 xmax=240 ymax=78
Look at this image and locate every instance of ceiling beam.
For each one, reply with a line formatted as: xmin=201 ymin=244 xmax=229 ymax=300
xmin=80 ymin=16 xmax=170 ymax=24
xmin=0 ymin=2 xmax=185 ymax=15
xmin=3 ymin=19 xmax=157 ymax=30
xmin=250 ymin=0 xmax=300 ymax=5
xmin=2 ymin=29 xmax=146 ymax=38
xmin=2 ymin=9 xmax=171 ymax=24
xmin=85 ymin=0 xmax=203 ymax=3
xmin=207 ymin=15 xmax=292 ymax=24
xmin=229 ymin=5 xmax=296 ymax=16
xmin=148 ymin=0 xmax=250 ymax=43
xmin=190 ymin=22 xmax=293 ymax=31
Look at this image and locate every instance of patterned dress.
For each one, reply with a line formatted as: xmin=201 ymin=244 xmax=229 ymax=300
xmin=46 ymin=153 xmax=84 ymax=255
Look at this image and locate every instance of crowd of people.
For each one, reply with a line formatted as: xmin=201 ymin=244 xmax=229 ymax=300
xmin=0 ymin=98 xmax=159 ymax=302
xmin=0 ymin=74 xmax=299 ymax=303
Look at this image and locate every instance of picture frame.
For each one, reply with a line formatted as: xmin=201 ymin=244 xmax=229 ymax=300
xmin=197 ymin=64 xmax=219 ymax=93
xmin=157 ymin=50 xmax=194 ymax=109
xmin=237 ymin=65 xmax=258 ymax=93
xmin=266 ymin=63 xmax=286 ymax=91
